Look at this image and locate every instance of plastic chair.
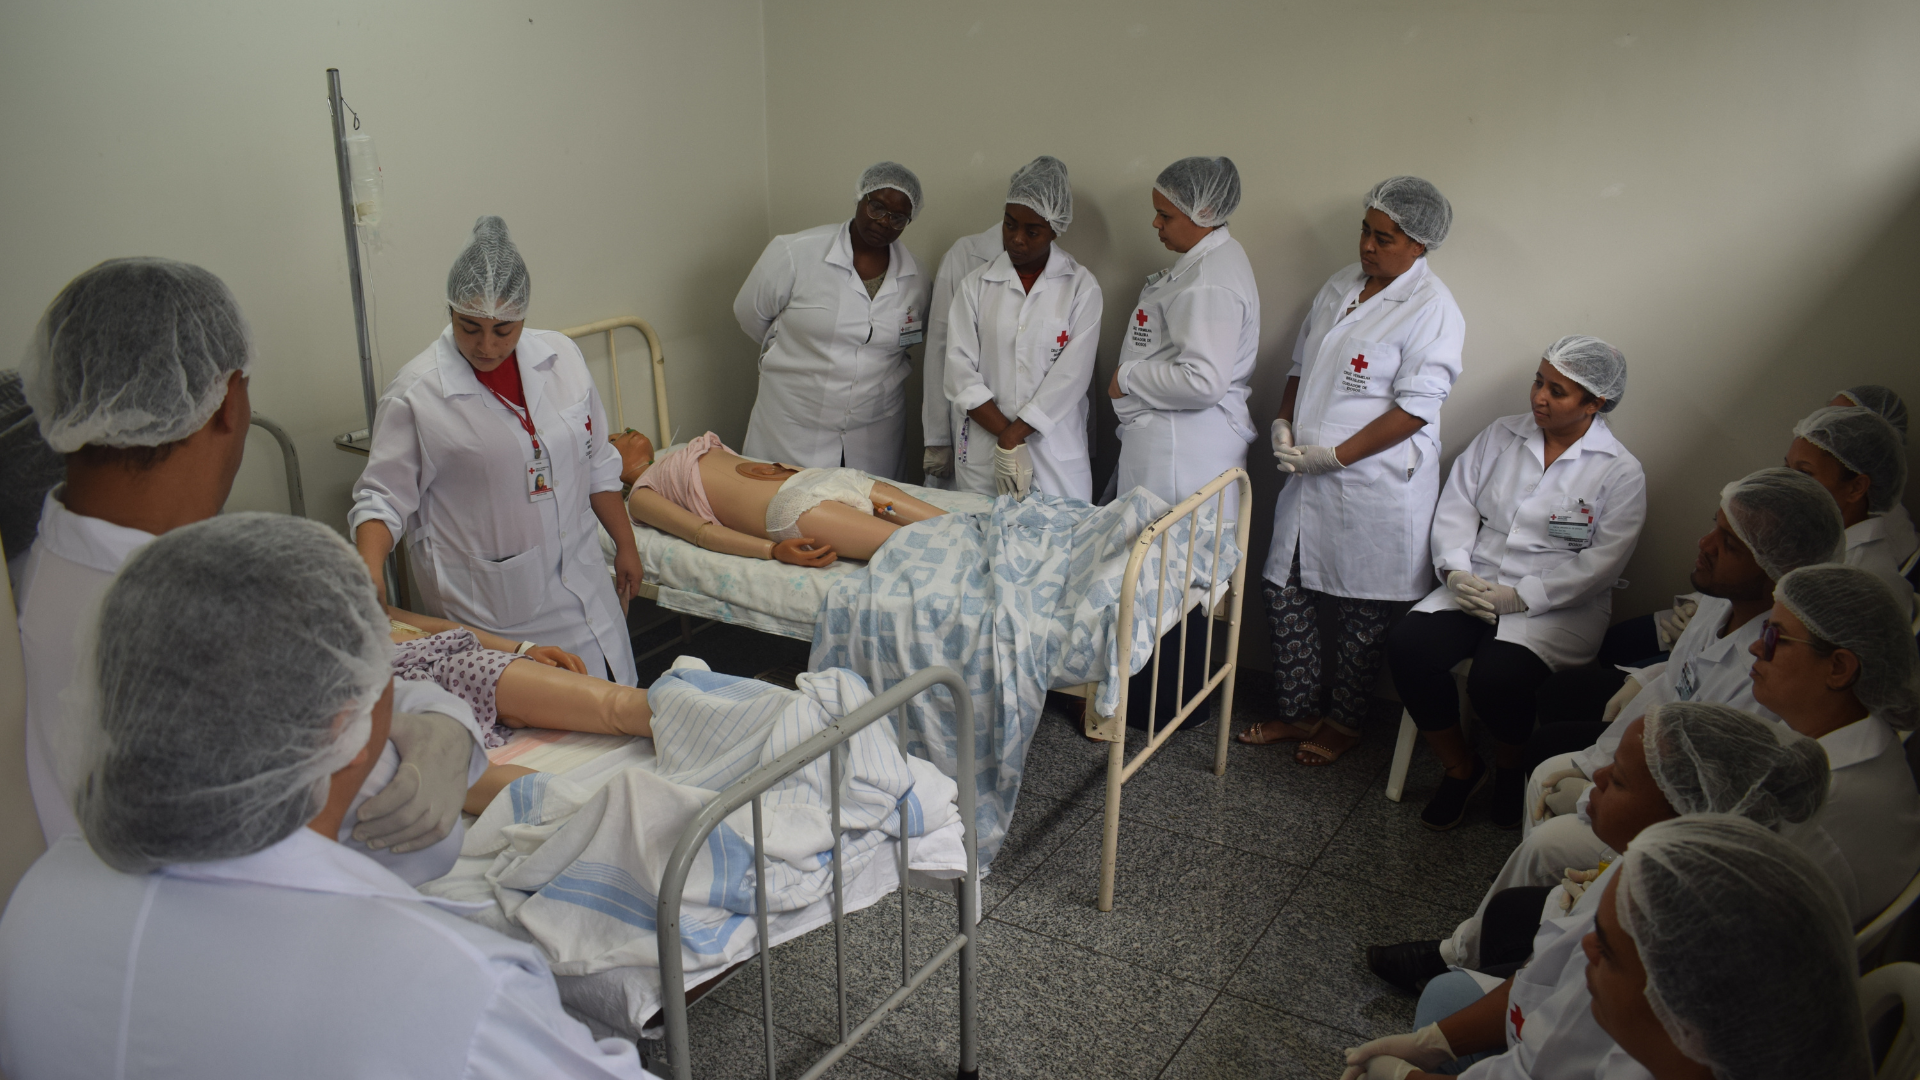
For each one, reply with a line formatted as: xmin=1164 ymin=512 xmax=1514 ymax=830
xmin=1385 ymin=660 xmax=1474 ymax=802
xmin=1860 ymin=867 xmax=1920 ymax=960
xmin=1861 ymin=962 xmax=1920 ymax=1080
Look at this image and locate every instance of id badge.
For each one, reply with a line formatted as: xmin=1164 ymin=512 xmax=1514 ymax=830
xmin=526 ymin=458 xmax=556 ymax=502
xmin=1675 ymin=661 xmax=1699 ymax=701
xmin=1547 ymin=500 xmax=1594 ymax=547
xmin=899 ymin=309 xmax=924 ymax=347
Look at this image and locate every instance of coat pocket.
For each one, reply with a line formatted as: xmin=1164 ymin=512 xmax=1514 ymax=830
xmin=439 ymin=544 xmax=554 ymax=629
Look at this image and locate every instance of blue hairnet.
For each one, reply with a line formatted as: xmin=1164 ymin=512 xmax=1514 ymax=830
xmin=1793 ymin=405 xmax=1908 ymax=513
xmin=1542 ymin=335 xmax=1627 ymax=413
xmin=1364 ymin=176 xmax=1452 ymax=252
xmin=1154 ymin=157 xmax=1241 ymax=228
xmin=1007 ymin=156 xmax=1072 ymax=235
xmin=447 ymin=216 xmax=531 ymax=322
xmin=857 ymin=162 xmax=923 ymax=222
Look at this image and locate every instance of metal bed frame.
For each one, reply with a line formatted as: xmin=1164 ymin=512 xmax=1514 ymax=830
xmin=654 ymin=666 xmax=980 ymax=1080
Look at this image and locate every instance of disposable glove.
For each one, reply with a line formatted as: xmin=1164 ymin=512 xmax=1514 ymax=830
xmin=1341 ymin=1024 xmax=1454 ymax=1080
xmin=1533 ymin=766 xmax=1592 ymax=822
xmin=1275 ymin=443 xmax=1343 ymax=476
xmin=1653 ymin=597 xmax=1699 ymax=651
xmin=994 ymin=443 xmax=1034 ymax=498
xmin=353 ymin=711 xmax=473 ymax=853
xmin=1557 ymin=866 xmax=1606 ymax=912
xmin=1270 ymin=418 xmax=1294 ymax=469
xmin=1543 ymin=775 xmax=1593 ymax=819
xmin=1601 ymin=675 xmax=1643 ymax=725
xmin=1446 ymin=571 xmax=1496 ymax=623
xmin=923 ymin=445 xmax=954 ymax=479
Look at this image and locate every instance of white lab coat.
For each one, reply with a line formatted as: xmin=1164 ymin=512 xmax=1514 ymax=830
xmin=923 ymin=225 xmax=1003 ymax=452
xmin=351 ymin=328 xmax=636 ymax=685
xmin=1784 ymin=713 xmax=1920 ymax=926
xmin=1113 ymin=227 xmax=1260 ymax=513
xmin=0 ymin=831 xmax=654 ymax=1080
xmin=944 ymin=246 xmax=1102 ymax=501
xmin=736 ymin=220 xmax=932 ymax=479
xmin=1410 ymin=415 xmax=1647 ymax=671
xmin=1265 ymin=258 xmax=1465 ymax=599
xmin=1845 ymin=509 xmax=1918 ymax=616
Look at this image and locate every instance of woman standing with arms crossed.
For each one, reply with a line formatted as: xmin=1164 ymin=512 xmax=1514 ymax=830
xmin=1243 ymin=177 xmax=1464 ymax=766
xmin=352 ymin=217 xmax=643 ymax=685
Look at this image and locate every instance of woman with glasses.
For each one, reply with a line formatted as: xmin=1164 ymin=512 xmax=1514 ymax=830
xmin=1746 ymin=561 xmax=1920 ymax=927
xmin=735 ymin=162 xmax=931 ymax=480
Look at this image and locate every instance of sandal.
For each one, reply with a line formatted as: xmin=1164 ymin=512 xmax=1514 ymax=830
xmin=1295 ymin=729 xmax=1359 ymax=767
xmin=1236 ymin=718 xmax=1323 ymax=746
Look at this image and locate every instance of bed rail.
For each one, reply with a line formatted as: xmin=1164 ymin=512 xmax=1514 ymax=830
xmin=1091 ymin=468 xmax=1252 ymax=911
xmin=560 ymin=316 xmax=671 ymax=445
xmin=655 ymin=666 xmax=981 ymax=1080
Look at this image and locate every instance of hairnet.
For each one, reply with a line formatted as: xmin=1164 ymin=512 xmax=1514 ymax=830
xmin=856 ymin=162 xmax=923 ymax=222
xmin=1640 ymin=703 xmax=1828 ymax=830
xmin=1006 ymin=156 xmax=1073 ymax=236
xmin=446 ymin=215 xmax=531 ymax=321
xmin=1792 ymin=405 xmax=1908 ymax=514
xmin=0 ymin=370 xmax=67 ymax=562
xmin=75 ymin=513 xmax=392 ymax=873
xmin=1836 ymin=384 xmax=1908 ymax=442
xmin=1774 ymin=563 xmax=1920 ymax=729
xmin=1153 ymin=157 xmax=1241 ymax=228
xmin=1542 ymin=335 xmax=1627 ymax=413
xmin=1612 ymin=815 xmax=1868 ymax=1080
xmin=1718 ymin=467 xmax=1846 ymax=581
xmin=1364 ymin=176 xmax=1452 ymax=252
xmin=20 ymin=258 xmax=252 ymax=454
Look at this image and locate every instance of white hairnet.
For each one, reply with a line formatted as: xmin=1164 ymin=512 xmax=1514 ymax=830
xmin=1542 ymin=335 xmax=1627 ymax=413
xmin=0 ymin=370 xmax=67 ymax=562
xmin=75 ymin=513 xmax=392 ymax=873
xmin=1613 ymin=815 xmax=1869 ymax=1080
xmin=1154 ymin=157 xmax=1241 ymax=228
xmin=1774 ymin=563 xmax=1920 ymax=729
xmin=1719 ymin=467 xmax=1846 ymax=581
xmin=20 ymin=258 xmax=252 ymax=454
xmin=1007 ymin=156 xmax=1073 ymax=235
xmin=1836 ymin=384 xmax=1908 ymax=442
xmin=856 ymin=161 xmax=923 ymax=222
xmin=446 ymin=215 xmax=531 ymax=321
xmin=1793 ymin=404 xmax=1908 ymax=513
xmin=1364 ymin=176 xmax=1452 ymax=252
xmin=1641 ymin=703 xmax=1828 ymax=830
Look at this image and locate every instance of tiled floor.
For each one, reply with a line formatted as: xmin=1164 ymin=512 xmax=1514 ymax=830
xmin=624 ymin=610 xmax=1518 ymax=1079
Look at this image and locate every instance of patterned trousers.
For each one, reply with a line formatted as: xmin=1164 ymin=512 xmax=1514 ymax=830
xmin=1263 ymin=555 xmax=1405 ymax=736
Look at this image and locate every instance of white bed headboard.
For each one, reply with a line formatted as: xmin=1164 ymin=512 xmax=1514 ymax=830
xmin=560 ymin=317 xmax=671 ymax=446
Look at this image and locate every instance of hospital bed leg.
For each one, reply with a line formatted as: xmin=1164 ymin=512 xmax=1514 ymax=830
xmin=1097 ymin=734 xmax=1125 ymax=912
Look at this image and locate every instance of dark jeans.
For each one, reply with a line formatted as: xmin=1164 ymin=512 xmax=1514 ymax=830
xmin=1386 ymin=610 xmax=1553 ymax=746
xmin=1533 ymin=664 xmax=1630 ymax=729
xmin=1481 ymin=886 xmax=1556 ymax=970
xmin=1597 ymin=612 xmax=1666 ymax=669
xmin=1524 ymin=720 xmax=1611 ymax=776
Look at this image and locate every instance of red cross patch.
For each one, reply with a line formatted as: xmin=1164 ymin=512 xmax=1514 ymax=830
xmin=1056 ymin=331 xmax=1071 ymax=347
xmin=1135 ymin=309 xmax=1148 ymax=327
xmin=1510 ymin=1004 xmax=1526 ymax=1038
xmin=1350 ymin=354 xmax=1369 ymax=373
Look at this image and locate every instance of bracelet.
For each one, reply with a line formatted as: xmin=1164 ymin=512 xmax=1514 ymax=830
xmin=514 ymin=640 xmax=536 ymax=656
xmin=692 ymin=522 xmax=712 ymax=550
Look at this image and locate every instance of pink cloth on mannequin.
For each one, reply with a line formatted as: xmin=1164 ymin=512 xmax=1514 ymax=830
xmin=630 ymin=431 xmax=730 ymax=525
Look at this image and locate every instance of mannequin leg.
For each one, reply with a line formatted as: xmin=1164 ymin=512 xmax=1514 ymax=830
xmin=494 ymin=659 xmax=653 ymax=737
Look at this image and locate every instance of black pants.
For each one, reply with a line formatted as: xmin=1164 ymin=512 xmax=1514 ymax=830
xmin=1386 ymin=610 xmax=1553 ymax=746
xmin=1481 ymin=886 xmax=1556 ymax=970
xmin=1126 ymin=607 xmax=1214 ymax=731
xmin=1523 ymin=719 xmax=1611 ymax=776
xmin=1533 ymin=664 xmax=1629 ymax=730
xmin=1597 ymin=612 xmax=1666 ymax=668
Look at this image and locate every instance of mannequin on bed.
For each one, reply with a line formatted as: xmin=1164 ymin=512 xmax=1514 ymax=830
xmin=618 ymin=430 xmax=948 ymax=567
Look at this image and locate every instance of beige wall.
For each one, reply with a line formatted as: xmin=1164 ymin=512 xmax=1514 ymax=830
xmin=763 ymin=0 xmax=1920 ymax=628
xmin=0 ymin=0 xmax=771 ymax=531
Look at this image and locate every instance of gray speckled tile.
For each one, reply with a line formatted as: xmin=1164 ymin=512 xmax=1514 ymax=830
xmin=979 ymin=790 xmax=1096 ymax=913
xmin=1224 ymin=870 xmax=1473 ymax=1039
xmin=989 ymin=817 xmax=1307 ymax=988
xmin=668 ymin=996 xmax=908 ymax=1080
xmin=1158 ymin=994 xmax=1358 ymax=1080
xmin=1011 ymin=707 xmax=1115 ymax=806
xmin=1311 ymin=755 xmax=1521 ymax=903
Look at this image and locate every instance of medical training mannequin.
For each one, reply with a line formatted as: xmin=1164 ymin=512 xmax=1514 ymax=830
xmin=738 ymin=162 xmax=932 ymax=480
xmin=941 ymin=156 xmax=1102 ymax=501
xmin=352 ymin=216 xmax=644 ymax=686
xmin=623 ymin=430 xmax=948 ymax=566
xmin=15 ymin=258 xmax=484 ymax=874
xmin=0 ymin=515 xmax=654 ymax=1080
xmin=1247 ymin=176 xmax=1461 ymax=768
xmin=1784 ymin=404 xmax=1916 ymax=612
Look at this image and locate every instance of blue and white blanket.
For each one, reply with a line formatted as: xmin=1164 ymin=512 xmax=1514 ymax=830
xmin=809 ymin=489 xmax=1240 ymax=865
xmin=458 ymin=665 xmax=958 ymax=977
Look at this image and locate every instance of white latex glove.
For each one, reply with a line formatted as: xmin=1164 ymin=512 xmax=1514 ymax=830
xmin=1341 ymin=1024 xmax=1453 ymax=1080
xmin=993 ymin=443 xmax=1034 ymax=498
xmin=1601 ymin=674 xmax=1643 ymax=725
xmin=1275 ymin=443 xmax=1344 ymax=476
xmin=1543 ymin=776 xmax=1593 ymax=819
xmin=1558 ymin=866 xmax=1605 ymax=911
xmin=1653 ymin=597 xmax=1699 ymax=651
xmin=1532 ymin=765 xmax=1588 ymax=823
xmin=1270 ymin=418 xmax=1294 ymax=469
xmin=923 ymin=445 xmax=954 ymax=479
xmin=1446 ymin=571 xmax=1497 ymax=623
xmin=352 ymin=711 xmax=472 ymax=853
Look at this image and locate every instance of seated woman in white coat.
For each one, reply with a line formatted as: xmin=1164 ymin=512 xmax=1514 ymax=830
xmin=1108 ymin=156 xmax=1260 ymax=511
xmin=737 ymin=162 xmax=932 ymax=480
xmin=1245 ymin=176 xmax=1462 ymax=766
xmin=0 ymin=514 xmax=654 ymax=1080
xmin=943 ymin=156 xmax=1102 ymax=500
xmin=1387 ymin=338 xmax=1646 ymax=830
xmin=352 ymin=216 xmax=644 ymax=685
xmin=1785 ymin=403 xmax=1916 ymax=613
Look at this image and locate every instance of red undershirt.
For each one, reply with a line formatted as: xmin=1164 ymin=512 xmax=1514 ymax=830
xmin=473 ymin=354 xmax=525 ymax=407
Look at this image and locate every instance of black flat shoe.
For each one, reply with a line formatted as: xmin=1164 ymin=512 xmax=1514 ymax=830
xmin=1421 ymin=757 xmax=1489 ymax=831
xmin=1366 ymin=939 xmax=1449 ymax=995
xmin=1490 ymin=766 xmax=1525 ymax=830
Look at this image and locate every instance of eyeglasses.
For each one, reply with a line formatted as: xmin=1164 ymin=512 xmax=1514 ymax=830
xmin=861 ymin=196 xmax=910 ymax=230
xmin=1758 ymin=618 xmax=1819 ymax=662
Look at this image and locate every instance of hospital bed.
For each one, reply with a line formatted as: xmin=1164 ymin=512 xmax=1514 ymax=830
xmin=428 ymin=666 xmax=979 ymax=1080
xmin=559 ymin=315 xmax=1252 ymax=912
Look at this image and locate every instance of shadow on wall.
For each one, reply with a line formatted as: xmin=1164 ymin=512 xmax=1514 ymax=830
xmin=1626 ymin=178 xmax=1920 ymax=618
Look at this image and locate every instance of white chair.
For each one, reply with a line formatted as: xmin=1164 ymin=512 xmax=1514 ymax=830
xmin=1859 ymin=867 xmax=1920 ymax=960
xmin=1860 ymin=962 xmax=1920 ymax=1080
xmin=1385 ymin=659 xmax=1474 ymax=802
xmin=1 ymin=566 xmax=48 ymax=906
